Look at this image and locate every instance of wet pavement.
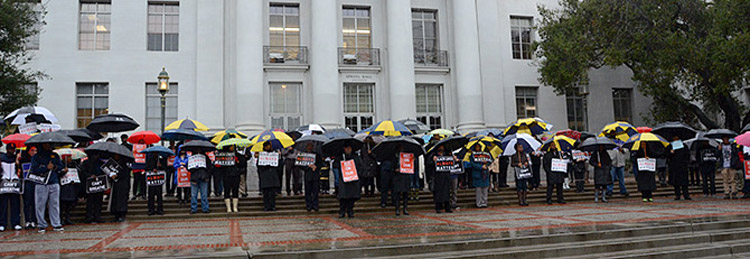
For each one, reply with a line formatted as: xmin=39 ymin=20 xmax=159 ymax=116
xmin=2 ymin=197 xmax=750 ymax=258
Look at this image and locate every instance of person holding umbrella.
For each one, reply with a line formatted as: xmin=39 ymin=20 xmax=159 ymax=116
xmin=667 ymin=136 xmax=691 ymax=200
xmin=510 ymin=143 xmax=532 ymax=206
xmin=80 ymin=152 xmax=105 ymax=224
xmin=173 ymin=147 xmax=190 ymax=205
xmin=360 ymin=136 xmax=378 ymax=197
xmin=543 ymin=142 xmax=568 ymax=205
xmin=299 ymin=142 xmax=324 ymax=212
xmin=215 ymin=145 xmax=240 ymax=213
xmin=256 ymin=142 xmax=282 ymax=212
xmin=718 ymin=137 xmax=741 ymax=199
xmin=389 ymin=144 xmax=414 ymax=216
xmin=468 ymin=144 xmax=491 ymax=208
xmin=31 ymin=142 xmax=66 ymax=232
xmin=17 ymin=146 xmax=37 ymax=229
xmin=186 ymin=147 xmax=212 ymax=214
xmin=59 ymin=154 xmax=83 ymax=225
xmin=429 ymin=144 xmax=458 ymax=213
xmin=109 ymin=153 xmax=132 ymax=222
xmin=333 ymin=142 xmax=361 ymax=218
xmin=589 ymin=145 xmax=612 ymax=203
xmin=634 ymin=142 xmax=660 ymax=202
xmin=696 ymin=140 xmax=718 ymax=197
xmin=145 ymin=152 xmax=166 ymax=215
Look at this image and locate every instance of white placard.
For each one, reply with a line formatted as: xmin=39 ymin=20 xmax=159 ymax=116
xmin=258 ymin=152 xmax=279 ymax=167
xmin=187 ymin=155 xmax=207 ymax=170
xmin=551 ymin=158 xmax=568 ymax=173
xmin=637 ymin=158 xmax=656 ymax=172
xmin=60 ymin=168 xmax=81 ymax=185
xmin=18 ymin=122 xmax=37 ymax=135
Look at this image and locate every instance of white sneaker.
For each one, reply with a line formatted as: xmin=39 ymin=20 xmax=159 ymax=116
xmin=53 ymin=227 xmax=64 ymax=232
xmin=38 ymin=228 xmax=45 ymax=233
xmin=14 ymin=225 xmax=22 ymax=231
xmin=0 ymin=226 xmax=5 ymax=232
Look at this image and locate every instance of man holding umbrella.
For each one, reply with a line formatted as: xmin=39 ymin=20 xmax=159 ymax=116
xmin=719 ymin=137 xmax=742 ymax=199
xmin=543 ymin=142 xmax=568 ymax=205
xmin=322 ymin=137 xmax=363 ymax=218
xmin=294 ymin=135 xmax=327 ymax=212
xmin=26 ymin=132 xmax=74 ymax=232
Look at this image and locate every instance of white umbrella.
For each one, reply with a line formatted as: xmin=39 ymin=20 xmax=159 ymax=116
xmin=5 ymin=106 xmax=58 ymax=125
xmin=500 ymin=133 xmax=542 ymax=156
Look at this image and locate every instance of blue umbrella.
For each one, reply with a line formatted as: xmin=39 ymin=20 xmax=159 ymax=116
xmin=161 ymin=129 xmax=208 ymax=141
xmin=140 ymin=146 xmax=175 ymax=156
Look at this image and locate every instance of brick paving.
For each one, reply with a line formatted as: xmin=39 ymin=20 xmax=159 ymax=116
xmin=2 ymin=197 xmax=750 ymax=257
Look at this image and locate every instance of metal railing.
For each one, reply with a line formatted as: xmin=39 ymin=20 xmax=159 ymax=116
xmin=338 ymin=47 xmax=381 ymax=66
xmin=263 ymin=46 xmax=309 ymax=65
xmin=414 ymin=49 xmax=448 ymax=67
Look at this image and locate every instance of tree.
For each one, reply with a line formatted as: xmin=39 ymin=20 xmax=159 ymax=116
xmin=535 ymin=0 xmax=750 ymax=131
xmin=0 ymin=0 xmax=45 ymax=118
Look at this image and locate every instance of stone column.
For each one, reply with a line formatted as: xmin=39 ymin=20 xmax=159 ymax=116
xmin=311 ymin=0 xmax=342 ymax=129
xmin=386 ymin=0 xmax=417 ymax=121
xmin=235 ymin=0 xmax=265 ymax=133
xmin=451 ymin=0 xmax=486 ymax=132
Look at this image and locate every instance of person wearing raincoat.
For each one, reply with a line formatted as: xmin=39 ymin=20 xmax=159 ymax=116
xmin=81 ymin=153 xmax=105 ymax=224
xmin=667 ymin=136 xmax=691 ymax=200
xmin=189 ymin=151 xmax=212 ymax=214
xmin=430 ymin=145 xmax=456 ymax=213
xmin=59 ymin=155 xmax=83 ymax=225
xmin=333 ymin=143 xmax=361 ymax=218
xmin=360 ymin=137 xmax=378 ymax=197
xmin=256 ymin=142 xmax=282 ymax=211
xmin=145 ymin=153 xmax=166 ymax=216
xmin=469 ymin=144 xmax=491 ymax=208
xmin=298 ymin=143 xmax=323 ymax=211
xmin=109 ymin=154 xmax=131 ymax=222
xmin=635 ymin=142 xmax=659 ymax=202
xmin=216 ymin=146 xmax=240 ymax=213
xmin=510 ymin=143 xmax=531 ymax=206
xmin=390 ymin=145 xmax=413 ymax=216
xmin=173 ymin=147 xmax=191 ymax=205
xmin=543 ymin=142 xmax=568 ymax=204
xmin=697 ymin=141 xmax=718 ymax=197
xmin=590 ymin=146 xmax=612 ymax=203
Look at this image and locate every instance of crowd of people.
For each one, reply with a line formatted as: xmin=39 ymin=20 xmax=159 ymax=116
xmin=2 ymin=128 xmax=749 ymax=233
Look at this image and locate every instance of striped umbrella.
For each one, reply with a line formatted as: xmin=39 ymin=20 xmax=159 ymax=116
xmin=465 ymin=136 xmax=503 ymax=152
xmin=599 ymin=121 xmax=638 ymax=142
xmin=211 ymin=129 xmax=248 ymax=144
xmin=358 ymin=120 xmax=413 ymax=136
xmin=165 ymin=118 xmax=209 ymax=131
xmin=504 ymin=118 xmax=550 ymax=136
xmin=540 ymin=135 xmax=577 ymax=152
xmin=54 ymin=148 xmax=87 ymax=160
xmin=623 ymin=133 xmax=670 ymax=151
xmin=249 ymin=130 xmax=295 ymax=152
xmin=500 ymin=133 xmax=542 ymax=156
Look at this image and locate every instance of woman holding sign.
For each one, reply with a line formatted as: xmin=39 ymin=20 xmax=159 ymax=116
xmin=635 ymin=142 xmax=659 ymax=202
xmin=0 ymin=144 xmax=22 ymax=231
xmin=81 ymin=153 xmax=105 ymax=224
xmin=173 ymin=147 xmax=190 ymax=205
xmin=298 ymin=143 xmax=323 ymax=212
xmin=391 ymin=145 xmax=414 ymax=216
xmin=256 ymin=142 xmax=282 ymax=212
xmin=590 ymin=146 xmax=612 ymax=203
xmin=543 ymin=142 xmax=568 ymax=205
xmin=59 ymin=155 xmax=83 ymax=225
xmin=215 ymin=146 xmax=240 ymax=213
xmin=429 ymin=145 xmax=457 ymax=213
xmin=333 ymin=143 xmax=361 ymax=218
xmin=469 ymin=144 xmax=491 ymax=208
xmin=511 ymin=143 xmax=532 ymax=206
xmin=18 ymin=147 xmax=37 ymax=229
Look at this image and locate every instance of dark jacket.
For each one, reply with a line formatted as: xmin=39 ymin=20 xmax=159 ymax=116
xmin=469 ymin=153 xmax=490 ymax=188
xmin=188 ymin=153 xmax=211 ymax=182
xmin=543 ymin=151 xmax=568 ymax=185
xmin=667 ymin=144 xmax=691 ymax=186
xmin=31 ymin=149 xmax=64 ymax=185
xmin=257 ymin=151 xmax=282 ymax=189
xmin=590 ymin=150 xmax=612 ymax=185
xmin=634 ymin=149 xmax=657 ymax=192
xmin=333 ymin=152 xmax=361 ymax=200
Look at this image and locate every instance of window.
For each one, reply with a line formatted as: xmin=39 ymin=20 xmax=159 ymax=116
xmin=147 ymin=2 xmax=179 ymax=51
xmin=268 ymin=3 xmax=300 ymax=62
xmin=25 ymin=2 xmax=43 ymax=50
xmin=412 ymin=10 xmax=438 ymax=65
xmin=510 ymin=16 xmax=533 ymax=60
xmin=79 ymin=1 xmax=111 ymax=50
xmin=342 ymin=6 xmax=371 ymax=49
xmin=416 ymin=84 xmax=443 ymax=130
xmin=612 ymin=89 xmax=633 ymax=122
xmin=270 ymin=83 xmax=302 ymax=131
xmin=515 ymin=87 xmax=537 ymax=119
xmin=76 ymin=83 xmax=108 ymax=128
xmin=343 ymin=83 xmax=374 ymax=132
xmin=566 ymin=87 xmax=588 ymax=131
xmin=145 ymin=83 xmax=178 ymax=132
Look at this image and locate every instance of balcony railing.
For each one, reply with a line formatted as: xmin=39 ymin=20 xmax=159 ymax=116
xmin=263 ymin=46 xmax=309 ymax=65
xmin=338 ymin=47 xmax=380 ymax=66
xmin=414 ymin=49 xmax=449 ymax=67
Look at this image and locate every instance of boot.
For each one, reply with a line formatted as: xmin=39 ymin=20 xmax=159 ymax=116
xmin=395 ymin=200 xmax=401 ymax=216
xmin=595 ymin=190 xmax=599 ymax=203
xmin=517 ymin=191 xmax=524 ymax=206
xmin=601 ymin=190 xmax=608 ymax=203
xmin=232 ymin=198 xmax=239 ymax=212
xmin=402 ymin=199 xmax=409 ymax=215
xmin=224 ymin=199 xmax=232 ymax=213
xmin=522 ymin=191 xmax=529 ymax=206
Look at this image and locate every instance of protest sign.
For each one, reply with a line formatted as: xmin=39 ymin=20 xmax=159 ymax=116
xmin=60 ymin=168 xmax=81 ymax=185
xmin=258 ymin=152 xmax=279 ymax=167
xmin=100 ymin=159 xmax=122 ymax=178
xmin=572 ymin=151 xmax=588 ymax=160
xmin=187 ymin=155 xmax=207 ymax=170
xmin=471 ymin=152 xmax=492 ymax=163
xmin=21 ymin=163 xmax=31 ymax=179
xmin=399 ymin=152 xmax=415 ymax=174
xmin=132 ymin=144 xmax=146 ymax=164
xmin=295 ymin=152 xmax=316 ymax=166
xmin=18 ymin=122 xmax=37 ymax=135
xmin=551 ymin=158 xmax=568 ymax=173
xmin=146 ymin=170 xmax=166 ymax=186
xmin=86 ymin=175 xmax=109 ymax=194
xmin=177 ymin=167 xmax=191 ymax=187
xmin=0 ymin=179 xmax=22 ymax=194
xmin=637 ymin=158 xmax=657 ymax=172
xmin=214 ymin=152 xmax=236 ymax=166
xmin=435 ymin=156 xmax=455 ymax=172
xmin=341 ymin=160 xmax=359 ymax=182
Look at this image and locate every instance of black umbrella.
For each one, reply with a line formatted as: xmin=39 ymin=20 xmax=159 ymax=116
xmin=85 ymin=141 xmax=134 ymax=159
xmin=180 ymin=140 xmax=216 ymax=153
xmin=742 ymin=124 xmax=750 ymax=133
xmin=398 ymin=119 xmax=431 ymax=134
xmin=321 ymin=136 xmax=363 ymax=156
xmin=323 ymin=128 xmax=356 ymax=139
xmin=685 ymin=131 xmax=719 ymax=149
xmin=580 ymin=132 xmax=596 ymax=141
xmin=411 ymin=136 xmax=426 ymax=146
xmin=372 ymin=137 xmax=426 ymax=161
xmin=59 ymin=129 xmax=93 ymax=143
xmin=705 ymin=129 xmax=737 ymax=139
xmin=580 ymin=137 xmax=618 ymax=152
xmin=652 ymin=121 xmax=697 ymax=140
xmin=75 ymin=128 xmax=104 ymax=141
xmin=24 ymin=132 xmax=76 ymax=146
xmin=86 ymin=113 xmax=140 ymax=133
xmin=161 ymin=129 xmax=208 ymax=141
xmin=287 ymin=131 xmax=303 ymax=140
xmin=426 ymin=135 xmax=468 ymax=156
xmin=293 ymin=134 xmax=329 ymax=152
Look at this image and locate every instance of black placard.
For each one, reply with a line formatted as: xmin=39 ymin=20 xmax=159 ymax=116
xmin=86 ymin=175 xmax=110 ymax=194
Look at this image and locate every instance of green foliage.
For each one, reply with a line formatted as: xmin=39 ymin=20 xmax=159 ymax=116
xmin=535 ymin=0 xmax=750 ymax=131
xmin=0 ymin=0 xmax=45 ymax=118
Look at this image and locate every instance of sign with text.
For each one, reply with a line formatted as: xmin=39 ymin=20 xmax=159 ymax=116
xmin=167 ymin=156 xmax=175 ymax=166
xmin=435 ymin=156 xmax=456 ymax=172
xmin=37 ymin=123 xmax=61 ymax=133
xmin=550 ymin=158 xmax=568 ymax=173
xmin=0 ymin=178 xmax=23 ymax=194
xmin=701 ymin=150 xmax=717 ymax=162
xmin=258 ymin=152 xmax=279 ymax=167
xmin=132 ymin=144 xmax=147 ymax=164
xmin=214 ymin=152 xmax=236 ymax=166
xmin=399 ymin=152 xmax=415 ymax=174
xmin=100 ymin=159 xmax=122 ymax=178
xmin=25 ymin=166 xmax=50 ymax=185
xmin=572 ymin=151 xmax=588 ymax=160
xmin=146 ymin=170 xmax=166 ymax=186
xmin=21 ymin=163 xmax=31 ymax=179
xmin=207 ymin=151 xmax=215 ymax=162
xmin=177 ymin=167 xmax=191 ymax=187
xmin=745 ymin=161 xmax=750 ymax=180
xmin=60 ymin=168 xmax=81 ymax=186
xmin=187 ymin=155 xmax=207 ymax=170
xmin=671 ymin=140 xmax=684 ymax=150
xmin=295 ymin=152 xmax=316 ymax=167
xmin=637 ymin=158 xmax=657 ymax=172
xmin=18 ymin=122 xmax=37 ymax=135
xmin=341 ymin=159 xmax=359 ymax=182
xmin=471 ymin=152 xmax=492 ymax=164
xmin=85 ymin=175 xmax=109 ymax=194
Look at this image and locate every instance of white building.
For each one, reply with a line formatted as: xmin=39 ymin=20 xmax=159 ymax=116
xmin=27 ymin=0 xmax=651 ymax=135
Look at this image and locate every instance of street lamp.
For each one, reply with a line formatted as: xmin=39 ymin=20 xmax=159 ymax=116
xmin=157 ymin=67 xmax=170 ymax=143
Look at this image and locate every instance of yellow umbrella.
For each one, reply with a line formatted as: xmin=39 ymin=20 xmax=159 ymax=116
xmin=250 ymin=130 xmax=295 ymax=152
xmin=540 ymin=135 xmax=577 ymax=152
xmin=359 ymin=120 xmax=413 ymax=136
xmin=504 ymin=118 xmax=550 ymax=136
xmin=599 ymin=121 xmax=638 ymax=142
xmin=165 ymin=118 xmax=209 ymax=131
xmin=211 ymin=129 xmax=248 ymax=144
xmin=623 ymin=133 xmax=670 ymax=151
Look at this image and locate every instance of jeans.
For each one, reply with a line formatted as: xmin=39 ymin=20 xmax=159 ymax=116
xmin=35 ymin=184 xmax=61 ymax=229
xmin=191 ymin=180 xmax=209 ymax=212
xmin=0 ymin=193 xmax=21 ymax=227
xmin=332 ymin=168 xmax=340 ymax=189
xmin=410 ymin=173 xmax=421 ymax=189
xmin=608 ymin=166 xmax=628 ymax=194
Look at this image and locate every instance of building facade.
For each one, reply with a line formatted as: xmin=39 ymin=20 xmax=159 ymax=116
xmin=28 ymin=0 xmax=651 ymax=135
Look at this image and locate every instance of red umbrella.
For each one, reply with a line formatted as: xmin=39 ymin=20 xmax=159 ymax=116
xmin=555 ymin=129 xmax=582 ymax=140
xmin=637 ymin=127 xmax=652 ymax=133
xmin=2 ymin=133 xmax=31 ymax=148
xmin=127 ymin=131 xmax=161 ymax=144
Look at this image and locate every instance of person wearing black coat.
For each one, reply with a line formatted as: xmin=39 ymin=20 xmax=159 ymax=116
xmin=590 ymin=147 xmax=612 ymax=203
xmin=81 ymin=154 xmax=105 ymax=224
xmin=109 ymin=154 xmax=131 ymax=222
xmin=215 ymin=146 xmax=240 ymax=213
xmin=429 ymin=145 xmax=456 ymax=213
xmin=298 ymin=143 xmax=323 ymax=212
xmin=189 ymin=151 xmax=212 ymax=214
xmin=635 ymin=142 xmax=659 ymax=202
xmin=333 ymin=144 xmax=361 ymax=218
xmin=543 ymin=143 xmax=568 ymax=204
xmin=17 ymin=147 xmax=37 ymax=229
xmin=145 ymin=153 xmax=166 ymax=216
xmin=360 ymin=138 xmax=378 ymax=196
xmin=697 ymin=142 xmax=718 ymax=197
xmin=390 ymin=148 xmax=413 ymax=216
xmin=667 ymin=137 xmax=691 ymax=200
xmin=59 ymin=156 xmax=83 ymax=225
xmin=256 ymin=142 xmax=282 ymax=211
xmin=379 ymin=151 xmax=394 ymax=208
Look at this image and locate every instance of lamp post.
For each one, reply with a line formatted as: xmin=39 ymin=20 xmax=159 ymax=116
xmin=157 ymin=67 xmax=170 ymax=143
